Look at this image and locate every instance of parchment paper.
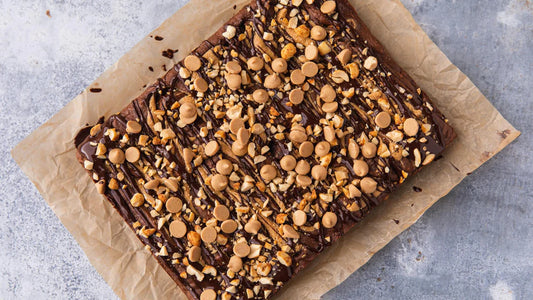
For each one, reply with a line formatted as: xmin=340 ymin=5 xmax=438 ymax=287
xmin=12 ymin=0 xmax=520 ymax=299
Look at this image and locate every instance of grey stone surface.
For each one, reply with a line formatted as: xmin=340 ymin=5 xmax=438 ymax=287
xmin=0 ymin=0 xmax=531 ymax=299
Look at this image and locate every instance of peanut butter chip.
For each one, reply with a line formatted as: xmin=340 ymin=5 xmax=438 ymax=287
xmin=348 ymin=139 xmax=360 ymax=159
xmin=289 ymin=88 xmax=305 ymax=105
xmin=221 ymin=219 xmax=238 ymax=233
xmin=272 ymin=58 xmax=288 ymax=73
xmin=320 ymin=0 xmax=337 ymax=14
xmin=320 ymin=84 xmax=336 ymax=102
xmin=299 ymin=141 xmax=314 ymax=157
xmin=322 ymin=212 xmax=338 ymax=228
xmin=201 ymin=226 xmax=217 ymax=243
xmin=296 ymin=174 xmax=312 ymax=187
xmin=282 ymin=224 xmax=300 ymax=239
xmin=280 ymin=155 xmax=297 ymax=171
xmin=126 ymin=120 xmax=142 ymax=134
xmin=315 ymin=141 xmax=331 ymax=157
xmin=353 ymin=160 xmax=369 ymax=177
xmin=166 ymin=197 xmax=183 ymax=213
xmin=264 ymin=74 xmax=281 ymax=89
xmin=290 ymin=126 xmax=307 ymax=143
xmin=311 ymin=165 xmax=327 ymax=180
xmin=184 ymin=55 xmax=202 ymax=71
xmin=226 ymin=60 xmax=242 ymax=74
xmin=200 ymin=289 xmax=217 ymax=300
xmin=232 ymin=142 xmax=248 ymax=157
xmin=324 ymin=126 xmax=336 ymax=142
xmin=194 ymin=77 xmax=208 ymax=92
xmin=305 ymin=44 xmax=319 ymax=60
xmin=260 ymin=164 xmax=277 ymax=181
xmin=360 ymin=177 xmax=378 ymax=194
xmin=205 ymin=141 xmax=220 ymax=157
xmin=301 ymin=61 xmax=318 ymax=77
xmin=213 ymin=205 xmax=230 ymax=221
xmin=216 ymin=159 xmax=233 ymax=175
xmin=247 ymin=56 xmax=264 ymax=71
xmin=336 ymin=49 xmax=352 ymax=65
xmin=188 ymin=246 xmax=201 ymax=262
xmin=290 ymin=69 xmax=306 ymax=85
xmin=109 ymin=148 xmax=125 ymax=164
xmin=295 ymin=160 xmax=311 ymax=175
xmin=233 ymin=242 xmax=251 ymax=258
xmin=229 ymin=118 xmax=245 ymax=134
xmin=211 ymin=174 xmax=228 ymax=192
xmin=362 ymin=142 xmax=377 ymax=158
xmin=310 ymin=25 xmax=327 ymax=41
xmin=228 ymin=255 xmax=243 ymax=272
xmin=169 ymin=220 xmax=187 ymax=238
xmin=253 ymin=89 xmax=269 ymax=104
xmin=403 ymin=118 xmax=419 ymax=136
xmin=237 ymin=127 xmax=250 ymax=145
xmin=180 ymin=102 xmax=198 ymax=124
xmin=226 ymin=74 xmax=242 ymax=90
xmin=375 ymin=112 xmax=391 ymax=128
xmin=364 ymin=56 xmax=378 ymax=71
xmin=322 ymin=102 xmax=338 ymax=113
xmin=125 ymin=147 xmax=140 ymax=163
xmin=293 ymin=210 xmax=307 ymax=226
xmin=244 ymin=219 xmax=262 ymax=236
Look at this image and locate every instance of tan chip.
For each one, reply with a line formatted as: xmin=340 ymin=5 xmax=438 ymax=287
xmin=229 ymin=118 xmax=245 ymax=134
xmin=336 ymin=48 xmax=352 ymax=65
xmin=221 ymin=219 xmax=238 ymax=234
xmin=200 ymin=289 xmax=217 ymax=300
xmin=364 ymin=56 xmax=378 ymax=71
xmin=213 ymin=205 xmax=230 ymax=221
xmin=322 ymin=102 xmax=338 ymax=113
xmin=211 ymin=174 xmax=228 ymax=192
xmin=108 ymin=148 xmax=125 ymax=164
xmin=226 ymin=73 xmax=242 ymax=90
xmin=166 ymin=197 xmax=183 ymax=213
xmin=361 ymin=142 xmax=377 ymax=158
xmin=348 ymin=139 xmax=360 ymax=159
xmin=232 ymin=141 xmax=248 ymax=157
xmin=237 ymin=127 xmax=250 ymax=145
xmin=188 ymin=245 xmax=202 ymax=262
xmin=290 ymin=69 xmax=306 ymax=85
xmin=201 ymin=226 xmax=217 ymax=243
xmin=296 ymin=174 xmax=312 ymax=187
xmin=360 ymin=177 xmax=377 ymax=194
xmin=244 ymin=219 xmax=262 ymax=234
xmin=320 ymin=84 xmax=336 ymax=102
xmin=264 ymin=74 xmax=282 ymax=89
xmin=403 ymin=118 xmax=419 ymax=136
xmin=193 ymin=77 xmax=208 ymax=92
xmin=184 ymin=55 xmax=202 ymax=71
xmin=233 ymin=242 xmax=251 ymax=258
xmin=271 ymin=58 xmax=288 ymax=73
xmin=126 ymin=120 xmax=142 ymax=134
xmin=280 ymin=155 xmax=297 ymax=171
xmin=289 ymin=88 xmax=305 ymax=105
xmin=260 ymin=164 xmax=277 ymax=181
xmin=295 ymin=160 xmax=311 ymax=175
xmin=226 ymin=60 xmax=242 ymax=74
xmin=179 ymin=101 xmax=198 ymax=125
xmin=216 ymin=159 xmax=233 ymax=175
xmin=289 ymin=125 xmax=308 ymax=143
xmin=253 ymin=88 xmax=270 ymax=104
xmin=169 ymin=220 xmax=187 ymax=238
xmin=125 ymin=147 xmax=140 ymax=163
xmin=301 ymin=61 xmax=319 ymax=77
xmin=322 ymin=212 xmax=338 ymax=228
xmin=298 ymin=141 xmax=314 ymax=157
xmin=314 ymin=141 xmax=331 ymax=157
xmin=292 ymin=210 xmax=307 ymax=226
xmin=247 ymin=56 xmax=264 ymax=71
xmin=228 ymin=255 xmax=243 ymax=272
xmin=205 ymin=140 xmax=220 ymax=157
xmin=375 ymin=112 xmax=391 ymax=128
xmin=305 ymin=44 xmax=319 ymax=60
xmin=311 ymin=165 xmax=327 ymax=181
xmin=320 ymin=0 xmax=337 ymax=14
xmin=353 ymin=160 xmax=369 ymax=177
xmin=310 ymin=25 xmax=327 ymax=41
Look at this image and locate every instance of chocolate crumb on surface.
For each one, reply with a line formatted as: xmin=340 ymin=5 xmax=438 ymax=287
xmin=74 ymin=0 xmax=455 ymax=299
xmin=89 ymin=88 xmax=102 ymax=93
xmin=46 ymin=10 xmax=51 ymax=17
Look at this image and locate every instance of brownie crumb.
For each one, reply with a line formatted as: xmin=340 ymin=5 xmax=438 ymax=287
xmin=162 ymin=49 xmax=179 ymax=59
xmin=155 ymin=36 xmax=164 ymax=41
xmin=233 ymin=4 xmax=237 ymax=9
xmin=89 ymin=88 xmax=102 ymax=93
xmin=148 ymin=66 xmax=154 ymax=72
xmin=46 ymin=10 xmax=51 ymax=17
xmin=162 ymin=64 xmax=167 ymax=71
xmin=412 ymin=186 xmax=422 ymax=192
xmin=393 ymin=219 xmax=399 ymax=224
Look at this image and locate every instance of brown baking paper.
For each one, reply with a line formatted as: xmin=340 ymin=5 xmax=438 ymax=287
xmin=12 ymin=0 xmax=520 ymax=299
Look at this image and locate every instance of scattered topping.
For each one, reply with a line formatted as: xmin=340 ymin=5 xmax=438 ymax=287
xmin=244 ymin=219 xmax=261 ymax=234
xmin=228 ymin=255 xmax=243 ymax=272
xmin=125 ymin=147 xmax=140 ymax=163
xmin=201 ymin=226 xmax=217 ymax=243
xmin=360 ymin=177 xmax=378 ymax=193
xmin=247 ymin=56 xmax=264 ymax=71
xmin=295 ymin=160 xmax=310 ymax=175
xmin=280 ymin=155 xmax=297 ymax=171
xmin=292 ymin=210 xmax=307 ymax=226
xmin=264 ymin=74 xmax=282 ymax=89
xmin=184 ymin=55 xmax=202 ymax=71
xmin=233 ymin=242 xmax=251 ymax=257
xmin=310 ymin=25 xmax=327 ymax=41
xmin=296 ymin=174 xmax=312 ymax=187
xmin=314 ymin=141 xmax=330 ymax=157
xmin=166 ymin=197 xmax=183 ymax=213
xmin=188 ymin=246 xmax=202 ymax=262
xmin=311 ymin=165 xmax=327 ymax=181
xmin=221 ymin=219 xmax=238 ymax=234
xmin=126 ymin=121 xmax=142 ymax=134
xmin=169 ymin=220 xmax=187 ymax=238
xmin=403 ymin=118 xmax=419 ymax=136
xmin=213 ymin=205 xmax=230 ymax=221
xmin=281 ymin=43 xmax=297 ymax=60
xmin=205 ymin=141 xmax=220 ymax=157
xmin=290 ymin=69 xmax=306 ymax=85
xmin=353 ymin=160 xmax=369 ymax=177
xmin=361 ymin=142 xmax=377 ymax=158
xmin=305 ymin=44 xmax=319 ymax=60
xmin=375 ymin=112 xmax=391 ymax=128
xmin=336 ymin=49 xmax=352 ymax=65
xmin=320 ymin=0 xmax=337 ymax=14
xmin=322 ymin=212 xmax=338 ymax=228
xmin=253 ymin=89 xmax=269 ymax=104
xmin=200 ymin=289 xmax=217 ymax=300
xmin=301 ymin=61 xmax=318 ymax=77
xmin=130 ymin=193 xmax=145 ymax=207
xmin=179 ymin=101 xmax=198 ymax=125
xmin=260 ymin=164 xmax=277 ymax=181
xmin=289 ymin=88 xmax=305 ymax=105
xmin=216 ymin=159 xmax=233 ymax=175
xmin=109 ymin=148 xmax=125 ymax=164
xmin=226 ymin=60 xmax=241 ymax=74
xmin=364 ymin=56 xmax=378 ymax=71
xmin=282 ymin=224 xmax=300 ymax=239
xmin=272 ymin=58 xmax=288 ymax=73
xmin=320 ymin=84 xmax=336 ymax=102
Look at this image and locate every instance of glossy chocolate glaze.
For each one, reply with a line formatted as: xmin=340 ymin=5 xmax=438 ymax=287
xmin=75 ymin=0 xmax=455 ymax=299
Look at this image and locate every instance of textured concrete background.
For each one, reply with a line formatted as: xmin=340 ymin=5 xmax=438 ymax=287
xmin=0 ymin=0 xmax=531 ymax=299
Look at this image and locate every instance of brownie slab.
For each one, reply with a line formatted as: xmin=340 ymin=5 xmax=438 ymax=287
xmin=75 ymin=0 xmax=455 ymax=299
